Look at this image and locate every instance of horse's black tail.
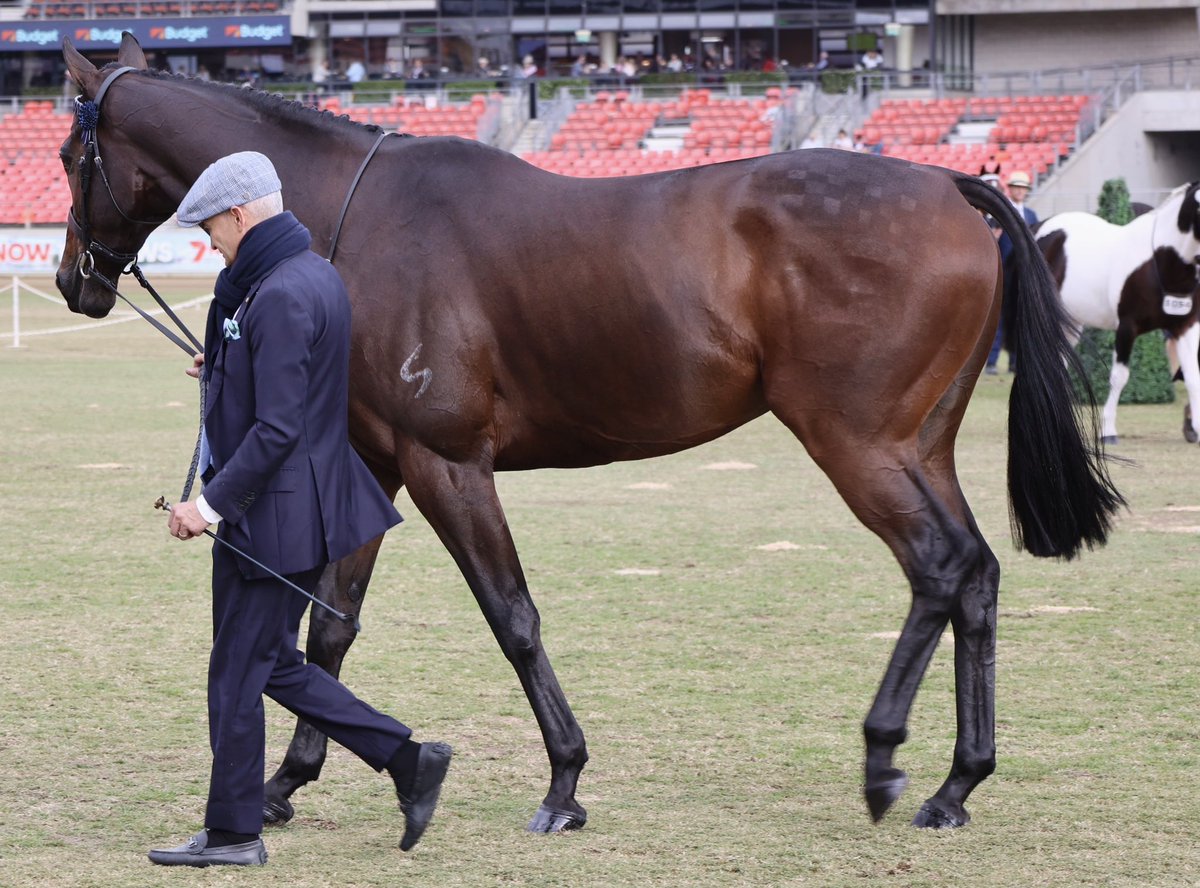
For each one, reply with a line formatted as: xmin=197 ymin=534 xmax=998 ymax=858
xmin=954 ymin=174 xmax=1125 ymax=559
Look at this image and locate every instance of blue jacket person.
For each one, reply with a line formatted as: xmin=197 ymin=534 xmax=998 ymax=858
xmin=155 ymin=152 xmax=451 ymax=867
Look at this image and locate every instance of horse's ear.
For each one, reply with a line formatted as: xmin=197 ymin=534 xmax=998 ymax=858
xmin=62 ymin=37 xmax=101 ymax=99
xmin=117 ymin=32 xmax=148 ymax=69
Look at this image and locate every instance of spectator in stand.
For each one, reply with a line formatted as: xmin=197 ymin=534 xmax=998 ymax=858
xmin=196 ymin=64 xmax=211 ymax=82
xmin=985 ymin=170 xmax=1039 ymax=375
xmin=861 ymin=49 xmax=883 ymax=70
xmin=345 ymin=59 xmax=366 ymax=83
xmin=521 ymin=55 xmax=538 ymax=78
xmin=570 ymin=54 xmax=587 ymax=77
xmin=667 ymin=53 xmax=684 ymax=73
xmin=312 ymin=60 xmax=330 ymax=86
xmin=832 ymin=128 xmax=854 ymax=150
xmin=410 ymin=59 xmax=428 ymax=80
xmin=476 ymin=57 xmax=491 ymax=77
xmin=978 ymin=152 xmax=1002 ymax=178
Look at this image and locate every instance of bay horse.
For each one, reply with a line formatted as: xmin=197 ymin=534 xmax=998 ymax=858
xmin=1033 ymin=183 xmax=1200 ymax=444
xmin=57 ymin=35 xmax=1122 ymax=834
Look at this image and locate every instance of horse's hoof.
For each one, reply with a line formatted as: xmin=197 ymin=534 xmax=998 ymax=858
xmin=1100 ymin=435 xmax=1119 ymax=445
xmin=526 ymin=804 xmax=587 ymax=833
xmin=911 ymin=800 xmax=970 ymax=829
xmin=263 ymin=796 xmax=295 ymax=826
xmin=864 ymin=769 xmax=908 ymax=822
xmin=1184 ymin=423 xmax=1198 ymax=444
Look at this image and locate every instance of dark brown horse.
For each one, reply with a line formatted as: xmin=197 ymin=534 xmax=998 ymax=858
xmin=57 ymin=35 xmax=1122 ymax=834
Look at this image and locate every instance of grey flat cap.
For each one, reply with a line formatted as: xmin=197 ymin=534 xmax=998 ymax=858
xmin=176 ymin=151 xmax=282 ymax=227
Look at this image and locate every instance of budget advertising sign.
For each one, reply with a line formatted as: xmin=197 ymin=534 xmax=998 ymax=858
xmin=0 ymin=16 xmax=290 ymax=51
xmin=0 ymin=226 xmax=225 ymax=275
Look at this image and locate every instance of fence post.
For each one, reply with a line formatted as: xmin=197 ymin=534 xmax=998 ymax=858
xmin=11 ymin=275 xmax=20 ymax=349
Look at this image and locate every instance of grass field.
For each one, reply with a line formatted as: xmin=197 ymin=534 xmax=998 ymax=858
xmin=1 ymin=275 xmax=1198 ymax=887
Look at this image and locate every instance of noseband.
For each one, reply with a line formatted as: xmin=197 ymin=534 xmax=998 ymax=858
xmin=69 ymin=65 xmax=202 ymax=355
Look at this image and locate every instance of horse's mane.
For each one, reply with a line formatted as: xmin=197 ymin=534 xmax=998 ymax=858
xmin=124 ymin=66 xmax=386 ymax=137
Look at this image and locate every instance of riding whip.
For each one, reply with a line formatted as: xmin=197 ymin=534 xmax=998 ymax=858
xmin=154 ymin=496 xmax=361 ymax=633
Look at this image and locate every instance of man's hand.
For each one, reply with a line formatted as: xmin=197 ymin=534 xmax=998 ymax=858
xmin=168 ymin=499 xmax=211 ymax=540
xmin=186 ymin=352 xmax=205 ymax=379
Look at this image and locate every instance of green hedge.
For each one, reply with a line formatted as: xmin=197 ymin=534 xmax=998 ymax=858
xmin=1073 ymin=328 xmax=1175 ymax=405
xmin=819 ymin=70 xmax=855 ymax=95
xmin=1072 ymin=178 xmax=1175 ymax=405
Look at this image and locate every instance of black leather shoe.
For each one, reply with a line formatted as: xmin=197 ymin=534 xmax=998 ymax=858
xmin=395 ymin=741 xmax=452 ymax=851
xmin=147 ymin=831 xmax=267 ymax=867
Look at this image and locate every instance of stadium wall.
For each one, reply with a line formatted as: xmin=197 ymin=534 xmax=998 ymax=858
xmin=970 ymin=9 xmax=1200 ymax=74
xmin=1030 ymin=90 xmax=1200 ymax=215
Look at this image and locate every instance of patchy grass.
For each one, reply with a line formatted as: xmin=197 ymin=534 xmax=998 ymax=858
xmin=1 ymin=277 xmax=1197 ymax=887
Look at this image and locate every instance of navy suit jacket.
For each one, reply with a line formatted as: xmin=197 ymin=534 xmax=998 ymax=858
xmin=202 ymin=247 xmax=400 ymax=578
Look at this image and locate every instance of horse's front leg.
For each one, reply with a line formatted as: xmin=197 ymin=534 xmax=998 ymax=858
xmin=397 ymin=440 xmax=588 ymax=833
xmin=1174 ymin=322 xmax=1200 ymax=444
xmin=262 ymin=536 xmax=387 ymax=824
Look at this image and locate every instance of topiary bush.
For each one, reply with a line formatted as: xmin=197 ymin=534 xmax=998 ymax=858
xmin=1072 ymin=328 xmax=1175 ymax=405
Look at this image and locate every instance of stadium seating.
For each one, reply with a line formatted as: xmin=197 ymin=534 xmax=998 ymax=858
xmin=24 ymin=0 xmax=280 ymax=17
xmin=858 ymin=94 xmax=1089 ymax=179
xmin=324 ymin=94 xmax=492 ymax=139
xmin=523 ymin=88 xmax=782 ymax=178
xmin=0 ymin=102 xmax=73 ymax=224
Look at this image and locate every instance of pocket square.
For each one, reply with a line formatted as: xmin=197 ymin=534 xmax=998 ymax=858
xmin=223 ymin=318 xmax=241 ymax=341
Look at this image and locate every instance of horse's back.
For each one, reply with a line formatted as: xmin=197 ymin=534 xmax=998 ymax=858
xmin=351 ymin=144 xmax=1001 ymax=468
xmin=1038 ymin=211 xmax=1147 ymax=330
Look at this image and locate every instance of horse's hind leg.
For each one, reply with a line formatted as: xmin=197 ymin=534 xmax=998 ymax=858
xmin=907 ymin=376 xmax=1000 ymax=829
xmin=262 ymin=537 xmax=385 ymax=824
xmin=768 ymin=374 xmax=995 ymax=827
xmin=396 ymin=439 xmax=589 ymax=833
xmin=1100 ymin=320 xmax=1139 ymax=443
xmin=1174 ymin=323 xmax=1200 ymax=443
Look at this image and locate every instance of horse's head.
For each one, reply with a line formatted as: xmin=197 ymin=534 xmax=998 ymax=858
xmin=1171 ymin=181 xmax=1200 ymax=264
xmin=56 ymin=34 xmax=170 ymax=317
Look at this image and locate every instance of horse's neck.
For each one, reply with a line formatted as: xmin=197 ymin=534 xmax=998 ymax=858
xmin=154 ymin=80 xmax=364 ymax=245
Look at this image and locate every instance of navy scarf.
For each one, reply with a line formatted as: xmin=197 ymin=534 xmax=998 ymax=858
xmin=204 ymin=211 xmax=312 ymax=378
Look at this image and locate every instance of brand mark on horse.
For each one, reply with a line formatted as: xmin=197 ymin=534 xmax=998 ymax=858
xmin=400 ymin=343 xmax=432 ymax=398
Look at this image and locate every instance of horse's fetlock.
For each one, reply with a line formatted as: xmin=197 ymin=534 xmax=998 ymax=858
xmin=864 ymin=720 xmax=908 ymax=749
xmin=954 ymin=748 xmax=996 ymax=782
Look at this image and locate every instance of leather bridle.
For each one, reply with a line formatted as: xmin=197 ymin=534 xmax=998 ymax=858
xmin=68 ymin=64 xmax=203 ymax=355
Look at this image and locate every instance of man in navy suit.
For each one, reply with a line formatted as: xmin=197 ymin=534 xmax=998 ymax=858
xmin=155 ymin=152 xmax=450 ymax=867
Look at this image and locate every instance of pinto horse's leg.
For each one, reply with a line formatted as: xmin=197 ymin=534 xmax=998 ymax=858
xmin=262 ymin=536 xmax=387 ymax=824
xmin=1100 ymin=321 xmax=1138 ymax=444
xmin=396 ymin=440 xmax=588 ymax=833
xmin=1175 ymin=323 xmax=1200 ymax=444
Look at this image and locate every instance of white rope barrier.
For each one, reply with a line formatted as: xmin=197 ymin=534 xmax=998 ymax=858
xmin=3 ymin=276 xmax=212 ymax=344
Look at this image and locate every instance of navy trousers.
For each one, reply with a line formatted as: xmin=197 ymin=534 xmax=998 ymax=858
xmin=205 ymin=546 xmax=411 ymax=834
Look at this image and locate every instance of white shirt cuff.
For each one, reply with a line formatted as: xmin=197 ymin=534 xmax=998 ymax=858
xmin=196 ymin=494 xmax=223 ymax=525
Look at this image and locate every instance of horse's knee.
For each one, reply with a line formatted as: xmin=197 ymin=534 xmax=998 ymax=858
xmin=308 ymin=611 xmax=358 ymax=664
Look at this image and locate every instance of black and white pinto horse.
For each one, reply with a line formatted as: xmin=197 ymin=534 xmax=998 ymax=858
xmin=1035 ymin=182 xmax=1200 ymax=443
